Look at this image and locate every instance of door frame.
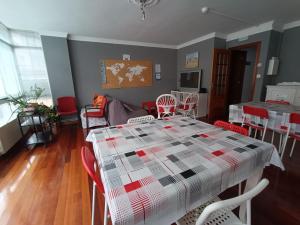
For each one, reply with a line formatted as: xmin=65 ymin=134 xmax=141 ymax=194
xmin=229 ymin=41 xmax=261 ymax=101
xmin=207 ymin=48 xmax=232 ymax=122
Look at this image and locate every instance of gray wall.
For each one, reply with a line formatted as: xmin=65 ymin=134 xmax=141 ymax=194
xmin=276 ymin=26 xmax=300 ymax=83
xmin=227 ymin=31 xmax=272 ymax=101
xmin=68 ymin=40 xmax=177 ymax=106
xmin=241 ymin=48 xmax=256 ymax=102
xmin=177 ymin=38 xmax=215 ymax=91
xmin=41 ymin=36 xmax=75 ymax=102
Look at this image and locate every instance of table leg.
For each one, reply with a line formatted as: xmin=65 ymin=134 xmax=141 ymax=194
xmin=239 ymin=167 xmax=263 ymax=223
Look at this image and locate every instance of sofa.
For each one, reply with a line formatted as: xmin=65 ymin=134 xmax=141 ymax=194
xmin=107 ymin=99 xmax=148 ymax=126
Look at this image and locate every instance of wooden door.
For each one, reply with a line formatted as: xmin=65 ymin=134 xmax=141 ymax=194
xmin=228 ymin=50 xmax=247 ymax=105
xmin=208 ymin=49 xmax=231 ymax=122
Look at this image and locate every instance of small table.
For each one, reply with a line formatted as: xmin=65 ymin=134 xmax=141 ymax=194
xmin=229 ymin=101 xmax=300 ymax=133
xmin=87 ymin=116 xmax=283 ymax=225
xmin=17 ymin=111 xmax=53 ymax=149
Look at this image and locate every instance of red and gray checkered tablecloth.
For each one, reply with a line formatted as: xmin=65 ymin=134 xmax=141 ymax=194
xmin=229 ymin=101 xmax=300 ymax=133
xmin=87 ymin=116 xmax=283 ymax=225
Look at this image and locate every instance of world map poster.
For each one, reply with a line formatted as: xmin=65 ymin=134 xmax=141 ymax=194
xmin=102 ymin=60 xmax=153 ymax=89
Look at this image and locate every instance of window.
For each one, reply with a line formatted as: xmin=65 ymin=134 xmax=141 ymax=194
xmin=0 ymin=42 xmax=21 ymax=98
xmin=0 ymin=23 xmax=52 ymax=105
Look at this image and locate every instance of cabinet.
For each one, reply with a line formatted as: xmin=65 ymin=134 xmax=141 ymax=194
xmin=171 ymin=91 xmax=208 ymax=118
xmin=265 ymin=85 xmax=300 ymax=106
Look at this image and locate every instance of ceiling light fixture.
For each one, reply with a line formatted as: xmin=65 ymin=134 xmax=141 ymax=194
xmin=129 ymin=0 xmax=160 ymax=20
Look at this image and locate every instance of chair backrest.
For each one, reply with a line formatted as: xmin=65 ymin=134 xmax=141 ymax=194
xmin=57 ymin=96 xmax=77 ymax=112
xmin=230 ymin=123 xmax=249 ymax=136
xmin=214 ymin=120 xmax=231 ymax=130
xmin=127 ymin=115 xmax=155 ymax=124
xmin=156 ymin=94 xmax=177 ymax=118
xmin=214 ymin=120 xmax=248 ymax=136
xmin=290 ymin=112 xmax=300 ymax=124
xmin=243 ymin=105 xmax=269 ymax=119
xmin=195 ymin=179 xmax=269 ymax=225
xmin=93 ymin=95 xmax=107 ymax=109
xmin=266 ymin=100 xmax=290 ymax=105
xmin=81 ymin=146 xmax=105 ymax=193
xmin=180 ymin=93 xmax=199 ymax=111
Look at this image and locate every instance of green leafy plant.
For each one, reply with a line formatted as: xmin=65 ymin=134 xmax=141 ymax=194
xmin=7 ymin=85 xmax=59 ymax=123
xmin=36 ymin=104 xmax=60 ymax=123
xmin=30 ymin=84 xmax=45 ymax=103
xmin=7 ymin=93 xmax=29 ymax=112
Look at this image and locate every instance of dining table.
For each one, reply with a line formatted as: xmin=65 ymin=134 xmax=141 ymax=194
xmin=229 ymin=101 xmax=300 ymax=133
xmin=86 ymin=115 xmax=284 ymax=225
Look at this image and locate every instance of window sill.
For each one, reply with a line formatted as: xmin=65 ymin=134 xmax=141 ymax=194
xmin=0 ymin=103 xmax=17 ymax=128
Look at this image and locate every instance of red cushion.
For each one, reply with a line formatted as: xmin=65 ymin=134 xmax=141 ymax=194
xmin=58 ymin=110 xmax=78 ymax=116
xmin=57 ymin=96 xmax=77 ymax=113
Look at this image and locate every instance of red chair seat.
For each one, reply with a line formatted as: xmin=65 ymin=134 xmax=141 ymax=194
xmin=58 ymin=110 xmax=78 ymax=116
xmin=84 ymin=111 xmax=104 ymax=118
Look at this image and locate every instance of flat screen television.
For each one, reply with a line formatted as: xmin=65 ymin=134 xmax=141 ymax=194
xmin=180 ymin=71 xmax=201 ymax=89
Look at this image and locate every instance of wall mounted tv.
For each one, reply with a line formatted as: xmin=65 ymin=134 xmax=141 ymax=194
xmin=180 ymin=71 xmax=201 ymax=89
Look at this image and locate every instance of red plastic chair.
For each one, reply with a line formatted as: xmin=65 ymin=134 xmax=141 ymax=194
xmin=242 ymin=105 xmax=269 ymax=141
xmin=230 ymin=123 xmax=249 ymax=136
xmin=81 ymin=146 xmax=109 ymax=225
xmin=281 ymin=113 xmax=300 ymax=159
xmin=57 ymin=96 xmax=78 ymax=116
xmin=266 ymin=100 xmax=290 ymax=105
xmin=214 ymin=120 xmax=248 ymax=195
xmin=214 ymin=120 xmax=231 ymax=131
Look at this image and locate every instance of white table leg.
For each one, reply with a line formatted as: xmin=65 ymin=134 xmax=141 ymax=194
xmin=239 ymin=167 xmax=263 ymax=223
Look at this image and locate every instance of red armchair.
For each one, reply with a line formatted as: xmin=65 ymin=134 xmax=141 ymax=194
xmin=84 ymin=95 xmax=107 ymax=129
xmin=57 ymin=96 xmax=78 ymax=118
xmin=142 ymin=101 xmax=157 ymax=117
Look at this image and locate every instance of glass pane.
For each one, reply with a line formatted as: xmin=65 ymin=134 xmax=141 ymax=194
xmin=14 ymin=48 xmax=52 ymax=105
xmin=10 ymin=30 xmax=42 ymax=47
xmin=0 ymin=42 xmax=21 ymax=98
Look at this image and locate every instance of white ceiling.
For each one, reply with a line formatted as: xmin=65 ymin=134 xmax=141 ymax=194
xmin=1 ymin=0 xmax=300 ymax=46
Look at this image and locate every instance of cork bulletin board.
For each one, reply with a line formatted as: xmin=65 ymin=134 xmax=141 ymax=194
xmin=102 ymin=60 xmax=153 ymax=89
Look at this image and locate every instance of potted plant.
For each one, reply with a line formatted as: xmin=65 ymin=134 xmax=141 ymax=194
xmin=7 ymin=85 xmax=60 ymax=133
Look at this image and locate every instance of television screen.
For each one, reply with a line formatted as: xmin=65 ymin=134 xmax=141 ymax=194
xmin=180 ymin=72 xmax=200 ymax=88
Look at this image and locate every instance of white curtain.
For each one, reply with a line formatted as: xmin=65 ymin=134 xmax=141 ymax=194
xmin=0 ymin=42 xmax=21 ymax=98
xmin=0 ymin=24 xmax=52 ymax=105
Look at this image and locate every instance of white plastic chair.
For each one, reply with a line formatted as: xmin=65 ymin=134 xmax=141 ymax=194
xmin=177 ymin=178 xmax=269 ymax=225
xmin=156 ymin=94 xmax=177 ymax=119
xmin=177 ymin=93 xmax=199 ymax=119
xmin=127 ymin=115 xmax=155 ymax=124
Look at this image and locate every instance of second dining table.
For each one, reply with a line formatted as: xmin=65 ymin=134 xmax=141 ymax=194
xmin=229 ymin=101 xmax=300 ymax=133
xmin=87 ymin=115 xmax=284 ymax=225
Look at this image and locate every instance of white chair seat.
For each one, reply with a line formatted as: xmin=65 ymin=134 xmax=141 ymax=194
xmin=177 ymin=198 xmax=243 ymax=225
